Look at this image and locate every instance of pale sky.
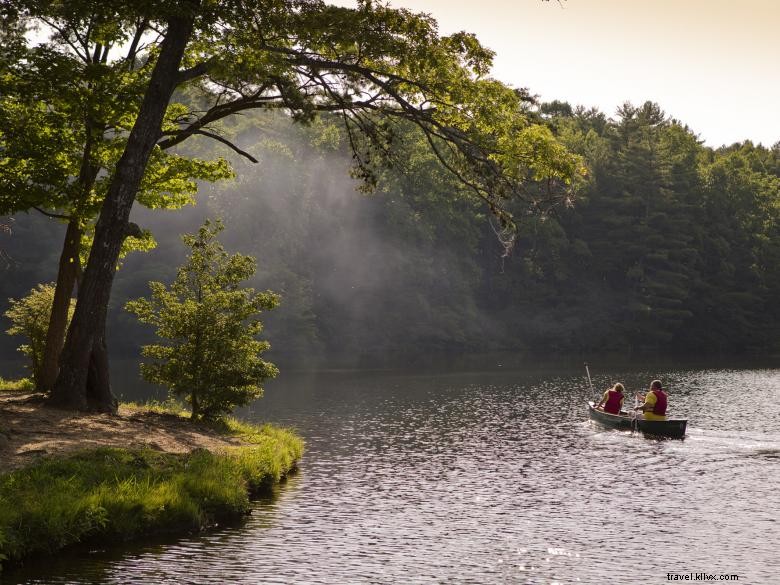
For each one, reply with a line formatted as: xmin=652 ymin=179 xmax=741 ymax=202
xmin=333 ymin=0 xmax=780 ymax=147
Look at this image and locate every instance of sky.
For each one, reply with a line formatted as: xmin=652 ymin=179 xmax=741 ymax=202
xmin=333 ymin=0 xmax=780 ymax=147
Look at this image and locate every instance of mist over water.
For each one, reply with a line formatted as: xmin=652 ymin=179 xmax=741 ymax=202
xmin=4 ymin=109 xmax=780 ymax=370
xmin=5 ymin=365 xmax=779 ymax=584
xmin=0 ymin=114 xmax=605 ymax=371
xmin=0 ymin=115 xmax=495 ymax=367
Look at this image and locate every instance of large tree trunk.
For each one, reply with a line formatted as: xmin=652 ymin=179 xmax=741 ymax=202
xmin=50 ymin=13 xmax=196 ymax=412
xmin=39 ymin=218 xmax=82 ymax=393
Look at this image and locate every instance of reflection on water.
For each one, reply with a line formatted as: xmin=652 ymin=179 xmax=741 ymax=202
xmin=4 ymin=366 xmax=780 ymax=584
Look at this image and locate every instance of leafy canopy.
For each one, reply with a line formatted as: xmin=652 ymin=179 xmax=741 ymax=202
xmin=0 ymin=2 xmax=233 ymax=252
xmin=3 ymin=0 xmax=583 ymax=224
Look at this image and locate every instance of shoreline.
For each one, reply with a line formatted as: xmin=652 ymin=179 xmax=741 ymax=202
xmin=0 ymin=388 xmax=304 ymax=572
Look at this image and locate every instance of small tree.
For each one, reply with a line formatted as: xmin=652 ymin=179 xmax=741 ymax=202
xmin=126 ymin=220 xmax=279 ymax=420
xmin=4 ymin=284 xmax=75 ymax=387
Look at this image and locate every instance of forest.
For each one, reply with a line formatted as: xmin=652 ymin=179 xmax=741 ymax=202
xmin=3 ymin=99 xmax=779 ymax=368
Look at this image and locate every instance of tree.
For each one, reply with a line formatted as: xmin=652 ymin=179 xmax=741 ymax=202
xmin=0 ymin=4 xmax=233 ymax=393
xmin=5 ymin=93 xmax=780 ymax=358
xmin=3 ymin=0 xmax=581 ymax=411
xmin=126 ymin=220 xmax=278 ymax=420
xmin=0 ymin=218 xmax=12 ymax=269
xmin=4 ymin=284 xmax=75 ymax=385
xmin=687 ymin=146 xmax=780 ymax=350
xmin=553 ymin=102 xmax=700 ymax=350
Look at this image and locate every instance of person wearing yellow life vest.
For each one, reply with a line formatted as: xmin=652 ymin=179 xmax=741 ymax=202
xmin=635 ymin=380 xmax=668 ymax=421
xmin=595 ymin=382 xmax=625 ymax=414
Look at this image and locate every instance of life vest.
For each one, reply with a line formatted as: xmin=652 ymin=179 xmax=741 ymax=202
xmin=603 ymin=390 xmax=623 ymax=414
xmin=650 ymin=389 xmax=667 ymax=415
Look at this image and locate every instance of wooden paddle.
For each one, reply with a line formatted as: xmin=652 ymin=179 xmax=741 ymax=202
xmin=585 ymin=362 xmax=594 ymax=396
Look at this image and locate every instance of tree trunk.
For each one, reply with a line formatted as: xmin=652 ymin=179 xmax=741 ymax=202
xmin=41 ymin=107 xmax=103 ymax=392
xmin=86 ymin=324 xmax=116 ymax=412
xmin=50 ymin=12 xmax=196 ymax=412
xmin=39 ymin=218 xmax=82 ymax=393
xmin=191 ymin=389 xmax=199 ymax=420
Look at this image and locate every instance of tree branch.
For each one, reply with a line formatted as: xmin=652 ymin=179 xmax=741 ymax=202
xmin=33 ymin=206 xmax=72 ymax=220
xmin=261 ymin=44 xmax=433 ymax=95
xmin=191 ymin=130 xmax=259 ymax=163
xmin=123 ymin=222 xmax=143 ymax=240
xmin=156 ymin=92 xmax=274 ymax=150
xmin=38 ymin=17 xmax=90 ymax=62
xmin=153 ymin=44 xmax=521 ymax=216
xmin=177 ymin=59 xmax=213 ymax=83
xmin=125 ymin=18 xmax=148 ymax=69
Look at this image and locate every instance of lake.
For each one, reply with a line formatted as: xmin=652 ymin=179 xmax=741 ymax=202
xmin=4 ymin=363 xmax=779 ymax=584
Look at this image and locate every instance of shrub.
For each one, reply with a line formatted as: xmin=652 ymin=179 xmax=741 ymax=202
xmin=126 ymin=220 xmax=280 ymax=420
xmin=4 ymin=284 xmax=74 ymax=386
xmin=0 ymin=377 xmax=34 ymax=392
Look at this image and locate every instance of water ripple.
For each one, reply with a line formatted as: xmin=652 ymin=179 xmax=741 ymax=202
xmin=5 ymin=367 xmax=780 ymax=584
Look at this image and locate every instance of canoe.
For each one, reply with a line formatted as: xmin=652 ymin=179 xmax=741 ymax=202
xmin=587 ymin=402 xmax=687 ymax=439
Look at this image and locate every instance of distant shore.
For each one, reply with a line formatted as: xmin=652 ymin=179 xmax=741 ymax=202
xmin=0 ymin=385 xmax=303 ymax=573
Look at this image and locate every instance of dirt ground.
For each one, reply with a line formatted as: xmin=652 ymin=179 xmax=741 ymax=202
xmin=0 ymin=391 xmax=246 ymax=472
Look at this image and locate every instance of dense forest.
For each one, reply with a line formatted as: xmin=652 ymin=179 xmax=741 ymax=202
xmin=3 ymin=100 xmax=780 ymax=368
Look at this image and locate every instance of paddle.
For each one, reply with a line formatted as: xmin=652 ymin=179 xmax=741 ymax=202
xmin=584 ymin=362 xmax=596 ymax=407
xmin=631 ymin=393 xmax=639 ymax=432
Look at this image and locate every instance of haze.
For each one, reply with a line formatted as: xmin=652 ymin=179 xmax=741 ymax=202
xmin=333 ymin=0 xmax=780 ymax=148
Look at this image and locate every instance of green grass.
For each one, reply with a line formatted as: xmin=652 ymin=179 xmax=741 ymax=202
xmin=120 ymin=401 xmax=305 ymax=492
xmin=0 ymin=377 xmax=34 ymax=392
xmin=121 ymin=397 xmax=191 ymax=417
xmin=215 ymin=420 xmax=305 ymax=493
xmin=0 ymin=420 xmax=303 ymax=571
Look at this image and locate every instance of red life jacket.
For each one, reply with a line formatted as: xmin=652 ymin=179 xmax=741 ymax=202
xmin=603 ymin=390 xmax=623 ymax=414
xmin=651 ymin=389 xmax=667 ymax=415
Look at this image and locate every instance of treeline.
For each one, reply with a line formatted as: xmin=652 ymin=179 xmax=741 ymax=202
xmin=2 ymin=103 xmax=779 ymax=366
xmin=536 ymin=101 xmax=780 ymax=353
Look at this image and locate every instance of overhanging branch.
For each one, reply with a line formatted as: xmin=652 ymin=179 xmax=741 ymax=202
xmin=177 ymin=59 xmax=213 ymax=83
xmin=33 ymin=206 xmax=72 ymax=220
xmin=192 ymin=130 xmax=259 ymax=163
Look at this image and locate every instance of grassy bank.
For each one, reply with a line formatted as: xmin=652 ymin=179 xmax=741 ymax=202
xmin=0 ymin=409 xmax=303 ymax=572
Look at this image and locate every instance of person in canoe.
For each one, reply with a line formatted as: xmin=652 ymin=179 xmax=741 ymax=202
xmin=635 ymin=379 xmax=668 ymax=420
xmin=595 ymin=382 xmax=626 ymax=414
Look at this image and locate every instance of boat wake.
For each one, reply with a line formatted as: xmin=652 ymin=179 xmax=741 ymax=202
xmin=682 ymin=427 xmax=780 ymax=457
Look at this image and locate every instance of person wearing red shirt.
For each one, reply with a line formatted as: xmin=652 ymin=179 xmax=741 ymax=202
xmin=595 ymin=382 xmax=625 ymax=414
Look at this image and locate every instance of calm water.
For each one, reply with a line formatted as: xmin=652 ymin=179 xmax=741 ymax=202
xmin=4 ymin=365 xmax=780 ymax=584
